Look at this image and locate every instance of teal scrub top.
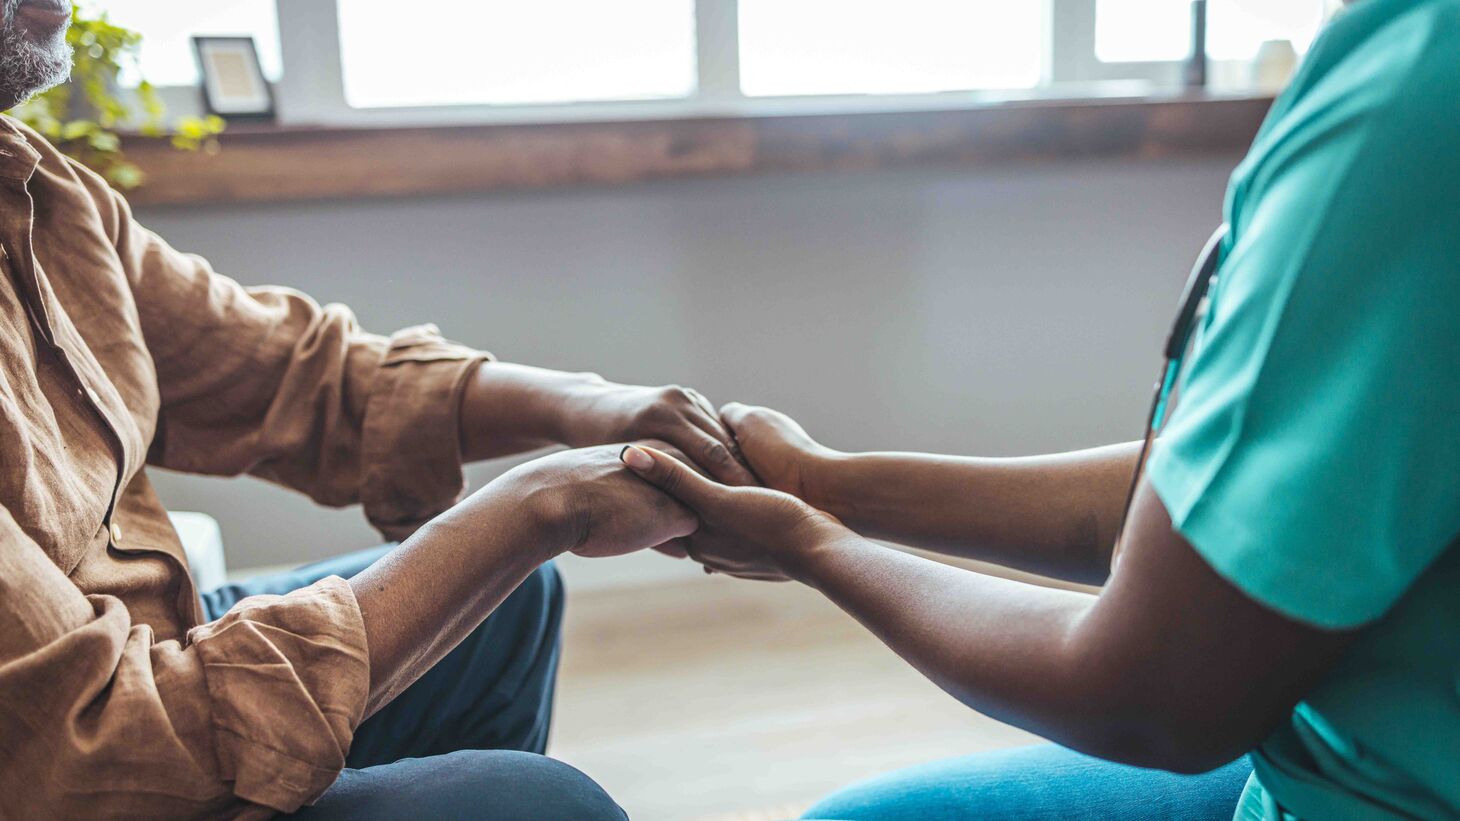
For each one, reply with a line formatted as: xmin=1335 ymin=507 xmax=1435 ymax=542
xmin=1144 ymin=1 xmax=1460 ymax=819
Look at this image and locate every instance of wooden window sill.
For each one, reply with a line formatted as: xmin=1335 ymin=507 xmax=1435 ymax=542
xmin=120 ymin=92 xmax=1273 ymax=208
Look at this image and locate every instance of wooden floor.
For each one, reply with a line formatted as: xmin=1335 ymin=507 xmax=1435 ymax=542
xmin=549 ymin=574 xmax=1036 ymax=821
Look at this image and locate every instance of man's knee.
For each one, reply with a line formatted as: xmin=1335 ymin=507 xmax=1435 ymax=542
xmin=445 ymin=750 xmax=625 ymax=821
xmin=300 ymin=750 xmax=625 ymax=821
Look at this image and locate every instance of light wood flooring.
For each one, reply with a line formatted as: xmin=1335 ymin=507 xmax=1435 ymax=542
xmin=550 ymin=574 xmax=1038 ymax=821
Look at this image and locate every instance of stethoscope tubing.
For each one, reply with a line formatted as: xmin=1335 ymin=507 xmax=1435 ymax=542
xmin=1112 ymin=224 xmax=1229 ymax=554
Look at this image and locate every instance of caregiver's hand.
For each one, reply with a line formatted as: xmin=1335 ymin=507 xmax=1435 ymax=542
xmin=718 ymin=402 xmax=839 ymax=503
xmin=619 ymin=444 xmax=854 ymax=581
xmin=720 ymin=402 xmax=1142 ymax=586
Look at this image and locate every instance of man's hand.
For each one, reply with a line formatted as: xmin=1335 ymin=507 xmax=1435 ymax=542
xmin=498 ymin=443 xmax=701 ymax=559
xmin=350 ymin=441 xmax=702 ymax=714
xmin=619 ymin=444 xmax=852 ymax=581
xmin=459 ymin=362 xmax=756 ymax=486
xmin=559 ymin=381 xmax=757 ymax=486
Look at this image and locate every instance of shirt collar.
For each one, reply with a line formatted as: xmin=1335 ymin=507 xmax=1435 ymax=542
xmin=0 ymin=115 xmax=44 ymax=184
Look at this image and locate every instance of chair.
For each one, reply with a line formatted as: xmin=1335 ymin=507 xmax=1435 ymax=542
xmin=168 ymin=511 xmax=228 ymax=593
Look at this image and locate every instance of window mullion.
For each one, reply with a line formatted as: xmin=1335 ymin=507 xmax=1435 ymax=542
xmin=1049 ymin=0 xmax=1097 ymax=85
xmin=274 ymin=0 xmax=351 ymax=123
xmin=1053 ymin=0 xmax=1186 ymax=88
xmin=694 ymin=0 xmax=742 ymax=108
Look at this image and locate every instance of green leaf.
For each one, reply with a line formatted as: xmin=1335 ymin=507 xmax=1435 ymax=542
xmin=88 ymin=131 xmax=120 ymax=152
xmin=5 ymin=4 xmax=230 ymax=191
xmin=107 ymin=163 xmax=145 ymax=189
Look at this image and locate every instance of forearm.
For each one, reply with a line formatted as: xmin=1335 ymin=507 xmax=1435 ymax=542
xmin=457 ymin=361 xmax=605 ymax=461
xmin=804 ymin=442 xmax=1140 ymax=584
xmin=624 ymin=445 xmax=1345 ymax=776
xmin=348 ymin=477 xmax=563 ymax=716
xmin=787 ymin=534 xmax=1170 ymax=767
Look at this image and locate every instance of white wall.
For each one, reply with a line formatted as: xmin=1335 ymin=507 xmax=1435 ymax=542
xmin=136 ymin=155 xmax=1237 ymax=581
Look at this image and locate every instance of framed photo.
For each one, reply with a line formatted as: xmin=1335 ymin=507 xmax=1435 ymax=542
xmin=192 ymin=36 xmax=275 ymax=120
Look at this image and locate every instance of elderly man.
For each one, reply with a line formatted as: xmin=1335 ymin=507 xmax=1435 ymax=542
xmin=0 ymin=1 xmax=738 ymax=817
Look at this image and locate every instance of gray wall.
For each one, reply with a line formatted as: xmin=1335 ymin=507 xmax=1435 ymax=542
xmin=136 ymin=155 xmax=1237 ymax=575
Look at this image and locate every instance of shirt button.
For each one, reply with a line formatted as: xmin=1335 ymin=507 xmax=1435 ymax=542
xmin=109 ymin=522 xmax=123 ymax=544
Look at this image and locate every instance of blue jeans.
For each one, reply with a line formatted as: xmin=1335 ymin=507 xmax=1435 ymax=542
xmin=802 ymin=744 xmax=1252 ymax=820
xmin=200 ymin=546 xmax=626 ymax=821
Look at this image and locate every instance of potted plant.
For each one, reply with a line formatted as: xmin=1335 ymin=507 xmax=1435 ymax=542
xmin=7 ymin=5 xmax=225 ymax=189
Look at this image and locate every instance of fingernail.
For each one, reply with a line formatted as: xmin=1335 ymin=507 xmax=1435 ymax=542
xmin=621 ymin=445 xmax=654 ymax=471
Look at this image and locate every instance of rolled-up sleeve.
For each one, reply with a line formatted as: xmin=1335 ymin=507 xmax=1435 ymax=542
xmin=81 ymin=162 xmax=489 ymax=539
xmin=359 ymin=324 xmax=489 ymax=538
xmin=0 ymin=506 xmax=370 ymax=817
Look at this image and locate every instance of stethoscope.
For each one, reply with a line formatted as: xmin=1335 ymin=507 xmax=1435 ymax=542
xmin=1113 ymin=224 xmax=1229 ymax=551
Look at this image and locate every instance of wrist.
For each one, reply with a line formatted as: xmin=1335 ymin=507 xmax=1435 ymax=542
xmin=799 ymin=448 xmax=853 ymax=517
xmin=481 ymin=464 xmax=583 ymax=561
xmin=544 ymin=372 xmax=613 ymax=447
xmin=778 ymin=516 xmax=860 ymax=586
xmin=410 ymin=481 xmax=563 ymax=572
xmin=460 ymin=363 xmax=607 ymax=458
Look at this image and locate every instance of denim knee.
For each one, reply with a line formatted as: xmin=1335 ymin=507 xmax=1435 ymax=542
xmin=453 ymin=750 xmax=625 ymax=821
xmin=298 ymin=749 xmax=625 ymax=821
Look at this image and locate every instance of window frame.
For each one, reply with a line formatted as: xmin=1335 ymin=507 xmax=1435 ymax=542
xmin=134 ymin=0 xmax=1250 ymax=128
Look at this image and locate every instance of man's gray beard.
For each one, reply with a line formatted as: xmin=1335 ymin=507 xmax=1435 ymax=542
xmin=0 ymin=0 xmax=73 ymax=109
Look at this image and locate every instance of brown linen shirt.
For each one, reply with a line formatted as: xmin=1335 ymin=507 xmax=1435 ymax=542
xmin=0 ymin=116 xmax=489 ymax=818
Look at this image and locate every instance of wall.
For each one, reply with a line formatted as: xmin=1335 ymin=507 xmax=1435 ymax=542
xmin=136 ymin=154 xmax=1238 ymax=583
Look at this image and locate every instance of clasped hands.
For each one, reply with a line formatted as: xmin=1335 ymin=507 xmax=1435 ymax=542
xmin=469 ymin=378 xmax=854 ymax=583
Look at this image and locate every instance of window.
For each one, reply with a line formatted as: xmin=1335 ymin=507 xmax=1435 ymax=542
xmin=89 ymin=0 xmax=281 ymax=88
xmin=89 ymin=1 xmax=1338 ymax=127
xmin=335 ymin=0 xmax=697 ymax=109
xmin=738 ymin=1 xmax=1044 ymax=97
xmin=1095 ymin=0 xmax=1329 ymax=64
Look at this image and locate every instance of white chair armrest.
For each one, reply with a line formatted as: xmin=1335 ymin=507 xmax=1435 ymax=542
xmin=168 ymin=511 xmax=228 ymax=593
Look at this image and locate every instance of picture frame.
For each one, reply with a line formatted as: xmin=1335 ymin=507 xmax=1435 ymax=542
xmin=192 ymin=36 xmax=275 ymax=121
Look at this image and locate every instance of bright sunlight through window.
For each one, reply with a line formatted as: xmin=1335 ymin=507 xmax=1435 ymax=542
xmin=738 ymin=1 xmax=1045 ymax=97
xmin=88 ymin=0 xmax=281 ymax=88
xmin=1095 ymin=0 xmax=1328 ymax=63
xmin=336 ymin=0 xmax=697 ymax=109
